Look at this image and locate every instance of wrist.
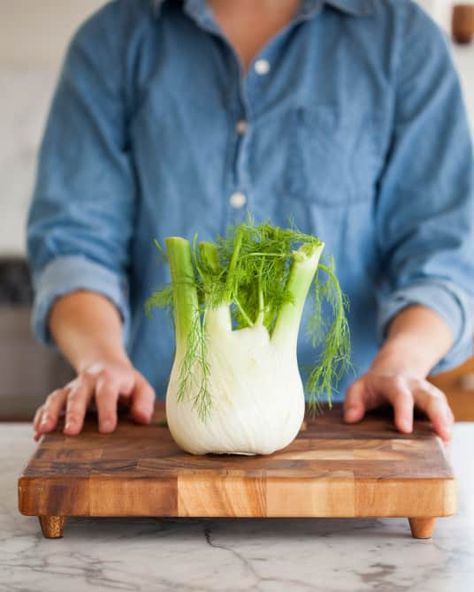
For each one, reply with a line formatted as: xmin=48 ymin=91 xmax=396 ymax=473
xmin=48 ymin=291 xmax=131 ymax=374
xmin=370 ymin=335 xmax=434 ymax=378
xmin=372 ymin=305 xmax=453 ymax=378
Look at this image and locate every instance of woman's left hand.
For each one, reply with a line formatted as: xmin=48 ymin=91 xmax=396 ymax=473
xmin=343 ymin=371 xmax=454 ymax=443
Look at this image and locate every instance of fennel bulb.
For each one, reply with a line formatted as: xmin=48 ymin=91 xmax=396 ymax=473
xmin=146 ymin=221 xmax=350 ymax=455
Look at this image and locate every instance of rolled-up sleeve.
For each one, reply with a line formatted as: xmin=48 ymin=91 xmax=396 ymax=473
xmin=375 ymin=3 xmax=474 ymax=373
xmin=26 ymin=2 xmax=134 ymax=348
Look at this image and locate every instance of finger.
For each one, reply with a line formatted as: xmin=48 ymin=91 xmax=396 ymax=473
xmin=366 ymin=376 xmax=414 ymax=434
xmin=385 ymin=379 xmax=414 ymax=434
xmin=64 ymin=381 xmax=94 ymax=436
xmin=37 ymin=389 xmax=68 ymax=435
xmin=344 ymin=380 xmax=367 ymax=423
xmin=95 ymin=371 xmax=121 ymax=433
xmin=32 ymin=405 xmax=45 ymax=432
xmin=32 ymin=406 xmax=45 ymax=441
xmin=414 ymin=384 xmax=453 ymax=443
xmin=445 ymin=401 xmax=455 ymax=424
xmin=130 ymin=374 xmax=155 ymax=424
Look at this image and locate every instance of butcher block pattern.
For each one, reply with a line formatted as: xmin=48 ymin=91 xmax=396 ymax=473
xmin=18 ymin=403 xmax=456 ymax=539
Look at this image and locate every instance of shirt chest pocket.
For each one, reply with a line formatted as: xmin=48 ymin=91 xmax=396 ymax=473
xmin=284 ymin=105 xmax=381 ymax=206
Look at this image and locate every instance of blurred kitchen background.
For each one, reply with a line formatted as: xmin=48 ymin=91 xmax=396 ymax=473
xmin=0 ymin=0 xmax=473 ymax=421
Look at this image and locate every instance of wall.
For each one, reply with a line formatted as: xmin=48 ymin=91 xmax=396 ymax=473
xmin=0 ymin=0 xmax=106 ymax=256
xmin=0 ymin=0 xmax=473 ymax=256
xmin=0 ymin=0 xmax=107 ymax=68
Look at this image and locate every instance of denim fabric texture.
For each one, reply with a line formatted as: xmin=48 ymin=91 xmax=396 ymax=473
xmin=27 ymin=0 xmax=474 ymax=400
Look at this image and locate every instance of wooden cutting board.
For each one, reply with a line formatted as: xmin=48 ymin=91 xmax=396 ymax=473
xmin=18 ymin=403 xmax=456 ymax=539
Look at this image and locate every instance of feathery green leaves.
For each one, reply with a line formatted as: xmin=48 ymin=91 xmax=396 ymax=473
xmin=145 ymin=218 xmax=351 ymax=416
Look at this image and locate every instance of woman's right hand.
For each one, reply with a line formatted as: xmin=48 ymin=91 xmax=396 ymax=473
xmin=32 ymin=359 xmax=156 ymax=441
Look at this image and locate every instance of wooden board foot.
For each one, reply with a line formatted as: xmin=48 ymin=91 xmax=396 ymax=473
xmin=408 ymin=517 xmax=436 ymax=539
xmin=39 ymin=515 xmax=66 ymax=539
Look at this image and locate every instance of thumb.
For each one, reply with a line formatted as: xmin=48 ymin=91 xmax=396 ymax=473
xmin=344 ymin=379 xmax=367 ymax=423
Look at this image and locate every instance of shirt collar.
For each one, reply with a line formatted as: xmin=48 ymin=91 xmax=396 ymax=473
xmin=323 ymin=0 xmax=375 ymax=16
xmin=150 ymin=0 xmax=375 ymax=19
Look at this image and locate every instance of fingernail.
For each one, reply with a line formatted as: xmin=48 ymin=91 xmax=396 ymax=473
xmin=102 ymin=420 xmax=113 ymax=431
xmin=400 ymin=420 xmax=412 ymax=433
xmin=40 ymin=416 xmax=49 ymax=425
xmin=345 ymin=407 xmax=360 ymax=421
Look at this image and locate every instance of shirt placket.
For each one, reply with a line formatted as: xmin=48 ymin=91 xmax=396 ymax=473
xmin=183 ymin=0 xmax=324 ymax=226
xmin=227 ymin=61 xmax=269 ymax=223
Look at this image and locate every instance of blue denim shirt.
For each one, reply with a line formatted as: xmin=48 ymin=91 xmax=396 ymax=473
xmin=27 ymin=0 xmax=474 ymax=401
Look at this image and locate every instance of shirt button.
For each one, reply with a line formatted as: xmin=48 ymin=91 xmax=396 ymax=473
xmin=254 ymin=59 xmax=270 ymax=75
xmin=236 ymin=119 xmax=248 ymax=135
xmin=229 ymin=191 xmax=247 ymax=209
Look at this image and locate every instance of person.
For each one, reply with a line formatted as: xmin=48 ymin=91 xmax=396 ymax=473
xmin=27 ymin=0 xmax=474 ymax=443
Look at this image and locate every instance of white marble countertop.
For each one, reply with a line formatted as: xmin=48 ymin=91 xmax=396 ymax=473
xmin=1 ymin=423 xmax=473 ymax=592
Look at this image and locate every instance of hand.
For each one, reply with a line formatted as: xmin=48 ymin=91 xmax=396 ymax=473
xmin=343 ymin=371 xmax=454 ymax=443
xmin=32 ymin=360 xmax=155 ymax=441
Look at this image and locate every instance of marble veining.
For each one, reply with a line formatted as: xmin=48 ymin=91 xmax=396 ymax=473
xmin=1 ymin=423 xmax=473 ymax=591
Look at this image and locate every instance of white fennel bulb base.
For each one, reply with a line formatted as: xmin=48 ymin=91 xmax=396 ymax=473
xmin=166 ymin=319 xmax=305 ymax=455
